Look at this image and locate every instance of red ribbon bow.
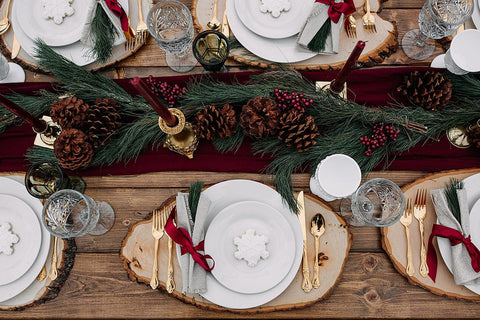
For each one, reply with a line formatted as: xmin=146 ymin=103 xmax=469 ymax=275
xmin=316 ymin=0 xmax=356 ymax=24
xmin=427 ymin=223 xmax=480 ymax=282
xmin=104 ymin=0 xmax=134 ymax=38
xmin=165 ymin=208 xmax=215 ymax=272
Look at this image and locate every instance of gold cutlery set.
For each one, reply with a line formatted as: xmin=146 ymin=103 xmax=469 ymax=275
xmin=297 ymin=191 xmax=326 ymax=293
xmin=206 ymin=0 xmax=230 ymax=35
xmin=400 ymin=189 xmax=429 ymax=277
xmin=125 ymin=0 xmax=149 ymax=51
xmin=0 ymin=0 xmax=19 ymax=59
xmin=344 ymin=0 xmax=377 ymax=38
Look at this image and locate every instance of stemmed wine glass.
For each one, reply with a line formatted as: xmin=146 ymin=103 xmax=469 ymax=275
xmin=402 ymin=0 xmax=473 ymax=61
xmin=147 ymin=0 xmax=197 ymax=72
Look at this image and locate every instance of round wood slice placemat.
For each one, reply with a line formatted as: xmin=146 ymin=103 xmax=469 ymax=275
xmin=121 ymin=186 xmax=352 ymax=313
xmin=192 ymin=0 xmax=397 ymax=70
xmin=382 ymin=168 xmax=480 ymax=302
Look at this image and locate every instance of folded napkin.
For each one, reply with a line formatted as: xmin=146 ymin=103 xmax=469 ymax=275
xmin=428 ymin=188 xmax=480 ymax=285
xmin=175 ymin=192 xmax=212 ymax=294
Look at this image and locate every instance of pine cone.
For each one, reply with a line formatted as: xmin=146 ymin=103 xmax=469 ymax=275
xmin=240 ymin=97 xmax=280 ymax=139
xmin=193 ymin=104 xmax=237 ymax=140
xmin=466 ymin=125 xmax=480 ymax=149
xmin=397 ymin=71 xmax=452 ymax=110
xmin=54 ymin=129 xmax=94 ymax=170
xmin=85 ymin=98 xmax=122 ymax=149
xmin=50 ymin=96 xmax=90 ymax=129
xmin=278 ymin=109 xmax=319 ymax=152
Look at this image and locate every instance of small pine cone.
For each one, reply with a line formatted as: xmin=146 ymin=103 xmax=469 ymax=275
xmin=240 ymin=97 xmax=280 ymax=139
xmin=50 ymin=96 xmax=90 ymax=129
xmin=278 ymin=109 xmax=320 ymax=152
xmin=397 ymin=70 xmax=452 ymax=110
xmin=466 ymin=125 xmax=480 ymax=149
xmin=85 ymin=98 xmax=122 ymax=149
xmin=54 ymin=129 xmax=94 ymax=170
xmin=193 ymin=104 xmax=237 ymax=140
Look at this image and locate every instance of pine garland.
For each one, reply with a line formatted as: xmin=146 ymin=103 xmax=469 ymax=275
xmin=88 ymin=5 xmax=119 ymax=64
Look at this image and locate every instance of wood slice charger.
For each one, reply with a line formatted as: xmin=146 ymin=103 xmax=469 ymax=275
xmin=382 ymin=168 xmax=480 ymax=302
xmin=121 ymin=184 xmax=352 ymax=313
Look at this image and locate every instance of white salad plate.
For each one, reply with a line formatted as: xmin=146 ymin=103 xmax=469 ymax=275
xmin=0 ymin=177 xmax=50 ymax=303
xmin=0 ymin=194 xmax=42 ymax=286
xmin=234 ymin=0 xmax=314 ymax=39
xmin=204 ymin=200 xmax=296 ymax=295
xmin=226 ymin=0 xmax=317 ymax=63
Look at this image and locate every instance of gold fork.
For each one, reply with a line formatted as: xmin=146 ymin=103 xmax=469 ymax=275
xmin=150 ymin=208 xmax=167 ymax=289
xmin=344 ymin=15 xmax=357 ymax=38
xmin=362 ymin=0 xmax=376 ymax=33
xmin=414 ymin=189 xmax=429 ymax=277
xmin=134 ymin=0 xmax=148 ymax=46
xmin=400 ymin=199 xmax=415 ymax=276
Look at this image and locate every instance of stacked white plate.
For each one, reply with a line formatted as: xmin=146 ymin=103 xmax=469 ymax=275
xmin=226 ymin=0 xmax=316 ymax=63
xmin=178 ymin=180 xmax=303 ymax=309
xmin=472 ymin=0 xmax=480 ymax=28
xmin=0 ymin=176 xmax=51 ymax=307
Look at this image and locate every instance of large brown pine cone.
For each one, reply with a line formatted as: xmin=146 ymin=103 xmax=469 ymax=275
xmin=397 ymin=71 xmax=452 ymax=110
xmin=54 ymin=128 xmax=94 ymax=170
xmin=240 ymin=97 xmax=280 ymax=140
xmin=50 ymin=96 xmax=90 ymax=129
xmin=193 ymin=104 xmax=237 ymax=140
xmin=85 ymin=98 xmax=122 ymax=149
xmin=466 ymin=125 xmax=480 ymax=149
xmin=278 ymin=109 xmax=319 ymax=152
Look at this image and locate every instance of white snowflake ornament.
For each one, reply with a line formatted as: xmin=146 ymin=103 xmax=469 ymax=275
xmin=234 ymin=229 xmax=269 ymax=267
xmin=259 ymin=0 xmax=291 ymax=18
xmin=41 ymin=0 xmax=75 ymax=25
xmin=0 ymin=222 xmax=19 ymax=256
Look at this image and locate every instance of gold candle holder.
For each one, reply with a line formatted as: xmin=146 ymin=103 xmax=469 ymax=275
xmin=33 ymin=116 xmax=62 ymax=149
xmin=158 ymin=108 xmax=199 ymax=159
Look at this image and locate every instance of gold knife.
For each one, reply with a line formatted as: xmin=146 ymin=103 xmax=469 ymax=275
xmin=11 ymin=34 xmax=20 ymax=59
xmin=221 ymin=6 xmax=229 ymax=38
xmin=297 ymin=191 xmax=312 ymax=293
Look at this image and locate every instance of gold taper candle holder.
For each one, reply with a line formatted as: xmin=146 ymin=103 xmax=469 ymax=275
xmin=158 ymin=108 xmax=199 ymax=159
xmin=33 ymin=116 xmax=62 ymax=149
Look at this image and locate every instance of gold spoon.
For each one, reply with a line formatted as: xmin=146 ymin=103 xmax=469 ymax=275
xmin=206 ymin=0 xmax=221 ymax=30
xmin=310 ymin=213 xmax=325 ymax=289
xmin=0 ymin=0 xmax=12 ymax=35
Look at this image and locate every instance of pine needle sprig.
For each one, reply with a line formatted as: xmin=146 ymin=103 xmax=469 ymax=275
xmin=212 ymin=129 xmax=245 ymax=153
xmin=444 ymin=178 xmax=464 ymax=224
xmin=26 ymin=146 xmax=57 ymax=164
xmin=188 ymin=181 xmax=204 ymax=222
xmin=88 ymin=6 xmax=119 ymax=64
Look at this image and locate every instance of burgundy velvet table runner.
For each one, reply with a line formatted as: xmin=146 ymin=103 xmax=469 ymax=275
xmin=0 ymin=67 xmax=478 ymax=176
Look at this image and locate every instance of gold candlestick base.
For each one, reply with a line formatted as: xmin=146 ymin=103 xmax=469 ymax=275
xmin=33 ymin=116 xmax=62 ymax=149
xmin=315 ymin=81 xmax=347 ymax=99
xmin=158 ymin=108 xmax=199 ymax=159
xmin=446 ymin=126 xmax=471 ymax=149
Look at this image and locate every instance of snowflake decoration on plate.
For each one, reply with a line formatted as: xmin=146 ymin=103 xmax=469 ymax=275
xmin=0 ymin=222 xmax=19 ymax=256
xmin=41 ymin=0 xmax=75 ymax=25
xmin=259 ymin=0 xmax=291 ymax=18
xmin=234 ymin=229 xmax=269 ymax=267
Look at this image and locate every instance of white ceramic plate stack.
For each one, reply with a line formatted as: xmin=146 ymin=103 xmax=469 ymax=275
xmin=0 ymin=176 xmax=52 ymax=307
xmin=226 ymin=0 xmax=316 ymax=63
xmin=178 ymin=180 xmax=303 ymax=309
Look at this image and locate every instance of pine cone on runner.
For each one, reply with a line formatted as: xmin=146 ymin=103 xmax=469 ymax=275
xmin=278 ymin=109 xmax=320 ymax=152
xmin=50 ymin=96 xmax=90 ymax=129
xmin=54 ymin=128 xmax=94 ymax=170
xmin=193 ymin=104 xmax=237 ymax=140
xmin=397 ymin=70 xmax=452 ymax=110
xmin=240 ymin=97 xmax=280 ymax=140
xmin=84 ymin=98 xmax=122 ymax=149
xmin=466 ymin=124 xmax=480 ymax=149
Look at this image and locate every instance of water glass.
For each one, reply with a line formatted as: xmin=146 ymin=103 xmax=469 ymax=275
xmin=42 ymin=189 xmax=115 ymax=238
xmin=147 ymin=0 xmax=197 ymax=72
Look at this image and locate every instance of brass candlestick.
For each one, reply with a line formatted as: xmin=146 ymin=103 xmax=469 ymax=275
xmin=158 ymin=108 xmax=199 ymax=159
xmin=33 ymin=115 xmax=62 ymax=149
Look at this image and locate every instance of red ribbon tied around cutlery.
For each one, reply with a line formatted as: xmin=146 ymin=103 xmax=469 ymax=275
xmin=427 ymin=224 xmax=480 ymax=282
xmin=165 ymin=208 xmax=215 ymax=272
xmin=316 ymin=0 xmax=356 ymax=24
xmin=104 ymin=0 xmax=135 ymax=38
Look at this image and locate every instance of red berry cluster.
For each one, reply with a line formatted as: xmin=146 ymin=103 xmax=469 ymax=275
xmin=146 ymin=76 xmax=186 ymax=107
xmin=273 ymin=88 xmax=313 ymax=112
xmin=359 ymin=123 xmax=400 ymax=156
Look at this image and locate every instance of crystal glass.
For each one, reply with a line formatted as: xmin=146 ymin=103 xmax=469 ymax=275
xmin=42 ymin=189 xmax=115 ymax=238
xmin=340 ymin=178 xmax=405 ymax=227
xmin=192 ymin=30 xmax=230 ymax=72
xmin=402 ymin=0 xmax=473 ymax=60
xmin=147 ymin=0 xmax=197 ymax=72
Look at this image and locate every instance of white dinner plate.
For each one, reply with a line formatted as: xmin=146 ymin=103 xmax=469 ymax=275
xmin=204 ymin=201 xmax=296 ymax=294
xmin=0 ymin=194 xmax=42 ymax=286
xmin=0 ymin=177 xmax=50 ymax=303
xmin=226 ymin=0 xmax=317 ymax=63
xmin=234 ymin=0 xmax=314 ymax=39
xmin=472 ymin=0 xmax=480 ymax=29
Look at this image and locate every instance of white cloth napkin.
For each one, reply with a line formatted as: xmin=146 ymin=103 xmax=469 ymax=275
xmin=175 ymin=192 xmax=212 ymax=294
xmin=431 ymin=188 xmax=480 ymax=286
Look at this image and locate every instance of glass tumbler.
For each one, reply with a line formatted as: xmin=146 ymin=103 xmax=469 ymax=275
xmin=402 ymin=0 xmax=473 ymax=60
xmin=147 ymin=0 xmax=197 ymax=72
xmin=192 ymin=30 xmax=230 ymax=72
xmin=42 ymin=189 xmax=115 ymax=238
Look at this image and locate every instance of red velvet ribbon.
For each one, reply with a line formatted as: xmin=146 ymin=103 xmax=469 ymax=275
xmin=316 ymin=0 xmax=356 ymax=24
xmin=164 ymin=208 xmax=215 ymax=272
xmin=427 ymin=223 xmax=480 ymax=282
xmin=104 ymin=0 xmax=134 ymax=38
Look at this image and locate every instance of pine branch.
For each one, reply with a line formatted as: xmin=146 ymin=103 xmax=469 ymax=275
xmin=26 ymin=146 xmax=57 ymax=164
xmin=212 ymin=129 xmax=244 ymax=153
xmin=188 ymin=181 xmax=204 ymax=222
xmin=88 ymin=5 xmax=119 ymax=63
xmin=444 ymin=178 xmax=464 ymax=224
